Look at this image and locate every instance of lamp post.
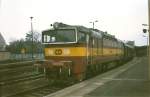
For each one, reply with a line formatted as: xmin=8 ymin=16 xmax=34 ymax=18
xmin=142 ymin=24 xmax=150 ymax=80
xmin=142 ymin=23 xmax=150 ymax=80
xmin=143 ymin=35 xmax=149 ymax=56
xmin=142 ymin=0 xmax=150 ymax=81
xmin=30 ymin=17 xmax=34 ymax=60
xmin=89 ymin=20 xmax=98 ymax=29
xmin=149 ymin=0 xmax=150 ymax=81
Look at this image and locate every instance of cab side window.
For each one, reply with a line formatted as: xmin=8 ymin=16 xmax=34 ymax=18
xmin=78 ymin=32 xmax=86 ymax=43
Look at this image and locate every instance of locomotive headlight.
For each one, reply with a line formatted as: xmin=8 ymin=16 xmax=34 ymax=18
xmin=63 ymin=48 xmax=70 ymax=55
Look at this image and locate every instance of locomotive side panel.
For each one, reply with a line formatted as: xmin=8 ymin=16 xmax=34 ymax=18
xmin=102 ymin=35 xmax=124 ymax=63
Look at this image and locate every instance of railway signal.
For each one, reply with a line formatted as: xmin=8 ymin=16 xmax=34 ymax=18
xmin=143 ymin=29 xmax=147 ymax=33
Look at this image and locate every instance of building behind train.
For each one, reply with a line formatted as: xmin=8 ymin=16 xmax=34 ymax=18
xmin=0 ymin=33 xmax=10 ymax=61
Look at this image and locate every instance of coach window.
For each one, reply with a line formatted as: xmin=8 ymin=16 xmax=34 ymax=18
xmin=113 ymin=41 xmax=115 ymax=48
xmin=109 ymin=40 xmax=112 ymax=47
xmin=94 ymin=38 xmax=98 ymax=48
xmin=109 ymin=40 xmax=111 ymax=47
xmin=108 ymin=39 xmax=111 ymax=47
xmin=106 ymin=39 xmax=109 ymax=47
xmin=103 ymin=38 xmax=106 ymax=47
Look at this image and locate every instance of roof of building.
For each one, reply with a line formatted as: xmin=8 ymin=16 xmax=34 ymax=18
xmin=0 ymin=33 xmax=6 ymax=51
xmin=0 ymin=33 xmax=6 ymax=49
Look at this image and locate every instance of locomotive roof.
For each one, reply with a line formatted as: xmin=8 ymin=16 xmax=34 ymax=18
xmin=42 ymin=22 xmax=91 ymax=34
xmin=124 ymin=43 xmax=134 ymax=49
xmin=102 ymin=32 xmax=117 ymax=41
xmin=55 ymin=22 xmax=106 ymax=38
xmin=43 ymin=22 xmax=118 ymax=40
xmin=53 ymin=22 xmax=92 ymax=34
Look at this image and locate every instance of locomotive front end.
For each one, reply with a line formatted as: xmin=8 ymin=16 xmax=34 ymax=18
xmin=41 ymin=23 xmax=87 ymax=81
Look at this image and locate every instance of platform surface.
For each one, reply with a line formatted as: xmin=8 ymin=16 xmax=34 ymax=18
xmin=45 ymin=57 xmax=150 ymax=97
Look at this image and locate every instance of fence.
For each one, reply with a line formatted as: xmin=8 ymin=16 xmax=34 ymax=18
xmin=0 ymin=51 xmax=10 ymax=61
xmin=9 ymin=53 xmax=44 ymax=60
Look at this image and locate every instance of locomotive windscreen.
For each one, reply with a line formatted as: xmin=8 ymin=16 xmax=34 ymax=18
xmin=42 ymin=29 xmax=77 ymax=43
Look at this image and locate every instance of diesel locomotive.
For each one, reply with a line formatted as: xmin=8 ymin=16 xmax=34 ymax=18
xmin=39 ymin=22 xmax=134 ymax=81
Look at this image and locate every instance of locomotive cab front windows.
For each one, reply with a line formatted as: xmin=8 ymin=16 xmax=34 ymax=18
xmin=42 ymin=29 xmax=77 ymax=44
xmin=44 ymin=35 xmax=51 ymax=42
xmin=51 ymin=37 xmax=56 ymax=42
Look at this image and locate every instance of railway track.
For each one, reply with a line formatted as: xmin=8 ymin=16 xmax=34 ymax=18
xmin=0 ymin=61 xmax=39 ymax=82
xmin=0 ymin=60 xmax=132 ymax=97
xmin=0 ymin=61 xmax=46 ymax=97
xmin=0 ymin=61 xmax=73 ymax=97
xmin=9 ymin=78 xmax=75 ymax=97
xmin=0 ymin=73 xmax=47 ymax=97
xmin=10 ymin=85 xmax=63 ymax=97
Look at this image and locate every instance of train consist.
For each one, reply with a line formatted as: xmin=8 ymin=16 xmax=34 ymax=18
xmin=39 ymin=22 xmax=134 ymax=81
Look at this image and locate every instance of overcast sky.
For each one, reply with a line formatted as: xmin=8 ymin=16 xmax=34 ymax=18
xmin=0 ymin=0 xmax=148 ymax=46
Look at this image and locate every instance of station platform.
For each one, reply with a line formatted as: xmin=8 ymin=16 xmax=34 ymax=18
xmin=44 ymin=57 xmax=150 ymax=97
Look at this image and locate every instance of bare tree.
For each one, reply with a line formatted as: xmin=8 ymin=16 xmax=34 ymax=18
xmin=25 ymin=31 xmax=41 ymax=42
